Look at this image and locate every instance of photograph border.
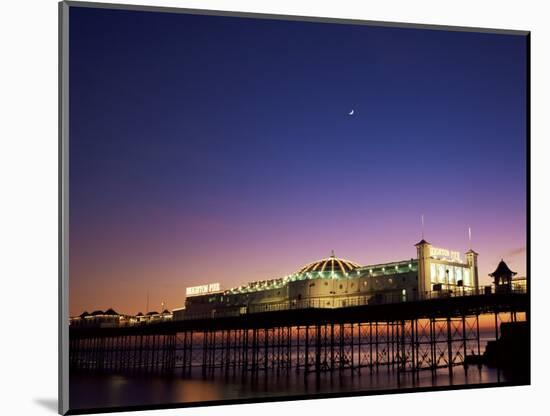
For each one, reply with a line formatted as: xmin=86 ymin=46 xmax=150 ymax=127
xmin=58 ymin=2 xmax=531 ymax=414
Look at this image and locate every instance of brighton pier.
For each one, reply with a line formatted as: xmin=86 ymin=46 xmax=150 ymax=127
xmin=69 ymin=239 xmax=528 ymax=378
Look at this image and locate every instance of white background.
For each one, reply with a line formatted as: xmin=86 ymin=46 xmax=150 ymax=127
xmin=1 ymin=0 xmax=548 ymax=415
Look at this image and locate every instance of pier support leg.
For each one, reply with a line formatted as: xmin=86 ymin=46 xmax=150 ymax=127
xmin=447 ymin=317 xmax=453 ymax=377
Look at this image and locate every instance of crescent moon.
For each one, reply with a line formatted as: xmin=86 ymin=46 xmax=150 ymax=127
xmin=349 ymin=110 xmax=354 ymax=115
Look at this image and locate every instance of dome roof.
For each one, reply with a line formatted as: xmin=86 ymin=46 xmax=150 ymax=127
xmin=104 ymin=308 xmax=118 ymax=316
xmin=298 ymin=253 xmax=361 ymax=275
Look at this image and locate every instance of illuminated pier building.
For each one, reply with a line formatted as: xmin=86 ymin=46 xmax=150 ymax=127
xmin=179 ymin=240 xmax=480 ymax=319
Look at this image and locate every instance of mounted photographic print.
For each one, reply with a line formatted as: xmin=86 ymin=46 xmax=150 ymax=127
xmin=59 ymin=1 xmax=530 ymax=414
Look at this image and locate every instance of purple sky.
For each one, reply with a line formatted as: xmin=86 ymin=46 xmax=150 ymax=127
xmin=69 ymin=7 xmax=527 ymax=315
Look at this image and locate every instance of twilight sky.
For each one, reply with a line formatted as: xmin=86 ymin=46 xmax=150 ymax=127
xmin=69 ymin=7 xmax=527 ymax=316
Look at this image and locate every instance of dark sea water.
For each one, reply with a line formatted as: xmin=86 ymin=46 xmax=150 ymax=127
xmin=70 ymin=364 xmax=510 ymax=412
xmin=70 ymin=323 xmax=527 ymax=413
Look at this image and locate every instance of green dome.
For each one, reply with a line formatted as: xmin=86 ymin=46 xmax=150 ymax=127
xmin=298 ymin=253 xmax=360 ymax=275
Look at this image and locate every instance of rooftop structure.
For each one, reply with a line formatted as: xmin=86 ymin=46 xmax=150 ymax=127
xmin=182 ymin=239 xmax=480 ymax=319
xmin=490 ymin=259 xmax=518 ymax=293
xmin=298 ymin=253 xmax=360 ymax=275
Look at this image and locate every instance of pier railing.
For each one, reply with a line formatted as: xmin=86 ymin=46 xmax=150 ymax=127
xmin=70 ymin=285 xmax=526 ymax=327
xmin=176 ymin=285 xmax=526 ymax=321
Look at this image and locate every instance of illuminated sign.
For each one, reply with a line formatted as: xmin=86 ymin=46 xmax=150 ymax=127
xmin=429 ymin=247 xmax=461 ymax=262
xmin=186 ymin=283 xmax=221 ymax=296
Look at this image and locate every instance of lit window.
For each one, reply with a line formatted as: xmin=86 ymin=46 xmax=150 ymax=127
xmin=455 ymin=267 xmax=463 ymax=284
xmin=431 ymin=263 xmax=437 ymax=282
xmin=438 ymin=264 xmax=445 ymax=283
xmin=448 ymin=266 xmax=455 ymax=284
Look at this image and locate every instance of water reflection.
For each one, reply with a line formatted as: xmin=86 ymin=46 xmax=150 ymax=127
xmin=70 ymin=365 xmax=508 ymax=411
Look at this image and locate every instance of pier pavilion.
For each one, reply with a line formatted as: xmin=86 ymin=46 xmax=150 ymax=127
xmin=178 ymin=239 xmax=480 ymax=320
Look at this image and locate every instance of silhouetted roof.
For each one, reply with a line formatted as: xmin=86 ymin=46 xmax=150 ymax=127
xmin=79 ymin=311 xmax=89 ymax=319
xmin=415 ymin=239 xmax=430 ymax=246
xmin=90 ymin=310 xmax=104 ymax=316
xmin=136 ymin=312 xmax=144 ymax=316
xmin=489 ymin=260 xmax=517 ymax=277
xmin=147 ymin=311 xmax=159 ymax=316
xmin=162 ymin=309 xmax=170 ymax=314
xmin=104 ymin=308 xmax=118 ymax=316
